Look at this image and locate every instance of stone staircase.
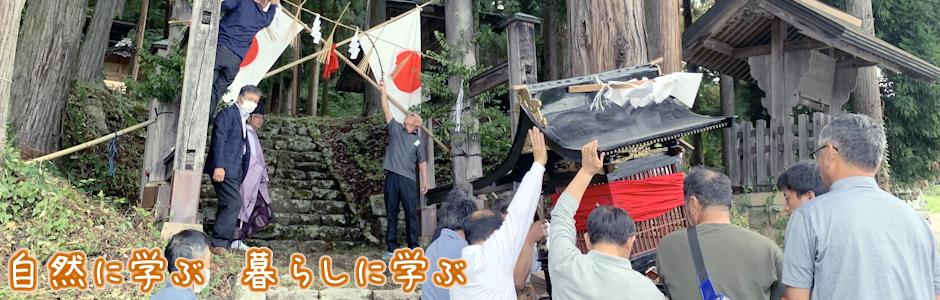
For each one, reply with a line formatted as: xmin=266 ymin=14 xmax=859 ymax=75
xmin=199 ymin=118 xmax=380 ymax=251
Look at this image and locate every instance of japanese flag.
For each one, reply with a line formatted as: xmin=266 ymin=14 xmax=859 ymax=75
xmin=221 ymin=8 xmax=304 ymax=105
xmin=358 ymin=10 xmax=424 ymax=123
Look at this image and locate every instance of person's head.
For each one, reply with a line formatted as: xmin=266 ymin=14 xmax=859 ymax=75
xmin=440 ymin=189 xmax=478 ymax=236
xmin=247 ymin=101 xmax=265 ymax=131
xmin=683 ymin=167 xmax=733 ymax=225
xmin=815 ymin=114 xmax=886 ymax=188
xmin=165 ymin=229 xmax=212 ymax=293
xmin=492 ymin=191 xmax=515 ymax=216
xmin=404 ymin=113 xmax=422 ymax=133
xmin=463 ymin=209 xmax=505 ymax=245
xmin=582 ymin=206 xmax=637 ymax=259
xmin=777 ymin=161 xmax=827 ymax=215
xmin=237 ymin=85 xmax=263 ymax=112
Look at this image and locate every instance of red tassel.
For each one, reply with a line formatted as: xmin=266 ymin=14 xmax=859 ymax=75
xmin=322 ymin=44 xmax=339 ymax=79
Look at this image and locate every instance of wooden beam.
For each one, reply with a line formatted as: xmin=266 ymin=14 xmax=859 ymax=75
xmin=468 ymin=63 xmax=508 ymax=98
xmin=733 ymin=39 xmax=829 ymax=59
xmin=567 ymin=80 xmax=655 ymax=93
xmin=704 ymin=37 xmax=735 ymax=56
xmin=836 ymin=57 xmax=878 ymax=69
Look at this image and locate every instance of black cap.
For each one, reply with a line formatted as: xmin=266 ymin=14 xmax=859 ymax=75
xmin=252 ymin=101 xmax=265 ymax=115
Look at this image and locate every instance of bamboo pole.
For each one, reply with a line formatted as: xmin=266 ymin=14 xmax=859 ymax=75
xmin=28 ymin=119 xmax=158 ymax=163
xmin=332 ymin=49 xmax=450 ymax=154
xmin=263 ymin=0 xmax=438 ymax=79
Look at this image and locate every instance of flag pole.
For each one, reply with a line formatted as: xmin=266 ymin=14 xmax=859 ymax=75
xmin=264 ymin=0 xmax=439 ymax=79
xmin=332 ymin=48 xmax=450 ymax=154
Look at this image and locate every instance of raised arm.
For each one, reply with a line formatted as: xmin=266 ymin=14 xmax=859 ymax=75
xmin=483 ymin=127 xmax=547 ymax=267
xmin=549 ymin=141 xmax=604 ymax=263
xmin=513 ymin=221 xmax=546 ymax=291
xmin=379 ymin=79 xmax=393 ymax=123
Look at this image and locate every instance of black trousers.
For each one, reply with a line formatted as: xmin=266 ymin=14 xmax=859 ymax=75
xmin=210 ymin=46 xmax=242 ymax=124
xmin=212 ymin=176 xmax=243 ymax=248
xmin=385 ymin=172 xmax=419 ymax=251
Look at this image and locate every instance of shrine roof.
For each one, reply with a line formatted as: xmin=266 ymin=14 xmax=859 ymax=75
xmin=682 ymin=0 xmax=940 ymax=83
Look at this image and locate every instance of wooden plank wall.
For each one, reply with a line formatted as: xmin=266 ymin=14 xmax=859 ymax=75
xmin=730 ymin=112 xmax=836 ymax=187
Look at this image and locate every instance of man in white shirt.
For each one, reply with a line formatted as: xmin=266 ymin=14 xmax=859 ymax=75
xmin=450 ymin=127 xmax=547 ymax=300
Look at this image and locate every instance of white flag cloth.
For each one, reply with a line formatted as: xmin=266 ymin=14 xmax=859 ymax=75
xmin=221 ymin=9 xmax=304 ymax=105
xmin=358 ymin=10 xmax=424 ymax=123
xmin=605 ymin=72 xmax=704 ymax=109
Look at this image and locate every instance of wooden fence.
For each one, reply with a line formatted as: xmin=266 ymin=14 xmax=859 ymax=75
xmin=729 ymin=112 xmax=837 ymax=187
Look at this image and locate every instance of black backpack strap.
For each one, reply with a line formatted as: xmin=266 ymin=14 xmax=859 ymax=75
xmin=687 ymin=225 xmax=709 ymax=282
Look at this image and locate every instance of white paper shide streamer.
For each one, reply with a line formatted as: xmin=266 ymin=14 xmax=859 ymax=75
xmin=453 ymin=80 xmax=465 ymax=132
xmin=348 ymin=28 xmax=361 ymax=59
xmin=310 ymin=14 xmax=322 ymax=44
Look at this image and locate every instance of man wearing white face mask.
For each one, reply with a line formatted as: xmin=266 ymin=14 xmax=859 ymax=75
xmin=150 ymin=229 xmax=213 ymax=299
xmin=204 ymin=85 xmax=262 ymax=254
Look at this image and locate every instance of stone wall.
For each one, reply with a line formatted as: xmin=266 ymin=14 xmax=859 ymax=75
xmin=199 ymin=118 xmax=381 ymax=251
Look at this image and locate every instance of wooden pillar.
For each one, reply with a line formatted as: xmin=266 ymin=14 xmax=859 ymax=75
xmin=720 ymin=74 xmax=735 ymax=175
xmin=447 ymin=0 xmax=480 ymax=192
xmin=770 ymin=18 xmax=786 ymax=121
xmin=131 ymin=0 xmax=150 ymax=80
xmin=170 ymin=0 xmax=221 ymax=224
xmin=419 ymin=118 xmax=436 ymax=244
xmin=503 ymin=13 xmax=541 ymax=139
xmin=653 ymin=0 xmax=681 ymax=74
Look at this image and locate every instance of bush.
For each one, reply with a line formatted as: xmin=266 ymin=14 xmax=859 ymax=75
xmin=55 ymin=81 xmax=149 ymax=202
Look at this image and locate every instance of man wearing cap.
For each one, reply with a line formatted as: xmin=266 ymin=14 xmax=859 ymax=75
xmin=231 ymin=102 xmax=271 ymax=251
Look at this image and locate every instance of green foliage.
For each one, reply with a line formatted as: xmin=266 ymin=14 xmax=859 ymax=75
xmin=415 ymin=30 xmax=513 ymax=183
xmin=126 ymin=49 xmax=186 ymax=104
xmin=874 ymin=0 xmax=940 ymax=188
xmin=57 ymin=81 xmax=149 ymax=201
xmin=686 ymin=70 xmax=726 ymax=171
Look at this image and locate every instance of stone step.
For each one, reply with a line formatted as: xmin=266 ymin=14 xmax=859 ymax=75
xmin=242 ymin=239 xmax=357 ymax=253
xmin=200 ymin=199 xmax=348 ymax=215
xmin=249 ymin=224 xmax=364 ymax=241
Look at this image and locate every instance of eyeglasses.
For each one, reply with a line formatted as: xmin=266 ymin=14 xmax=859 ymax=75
xmin=812 ymin=145 xmax=839 ymax=159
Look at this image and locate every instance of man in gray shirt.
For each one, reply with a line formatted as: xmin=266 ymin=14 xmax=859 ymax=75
xmin=783 ymin=114 xmax=940 ymax=300
xmin=379 ymin=80 xmax=428 ymax=260
xmin=549 ymin=140 xmax=664 ymax=300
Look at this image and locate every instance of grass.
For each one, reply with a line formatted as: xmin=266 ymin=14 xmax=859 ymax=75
xmin=924 ymin=184 xmax=940 ymax=214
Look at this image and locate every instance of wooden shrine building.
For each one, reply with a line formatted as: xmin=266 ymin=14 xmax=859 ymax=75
xmin=682 ymin=0 xmax=940 ymax=186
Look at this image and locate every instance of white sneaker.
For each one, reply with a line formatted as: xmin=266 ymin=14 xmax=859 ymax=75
xmin=231 ymin=240 xmax=251 ymax=251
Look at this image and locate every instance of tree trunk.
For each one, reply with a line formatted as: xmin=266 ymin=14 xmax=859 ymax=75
xmin=654 ymin=0 xmax=681 ymax=74
xmin=567 ymin=0 xmax=648 ymax=77
xmin=542 ymin=1 xmax=569 ymax=80
xmin=11 ymin=0 xmax=89 ymax=155
xmin=447 ymin=0 xmax=480 ymax=192
xmin=321 ymin=76 xmax=329 ymax=115
xmin=131 ymin=0 xmax=150 ymax=80
xmin=114 ymin=0 xmax=126 ymax=19
xmin=75 ymin=0 xmax=118 ymax=82
xmin=168 ymin=0 xmax=192 ymax=46
xmin=0 ymin=0 xmax=26 ymax=152
xmin=847 ymin=0 xmax=882 ymax=122
xmin=361 ymin=0 xmax=385 ymax=117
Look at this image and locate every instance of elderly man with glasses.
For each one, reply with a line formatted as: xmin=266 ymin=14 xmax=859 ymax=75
xmin=783 ymin=114 xmax=940 ymax=300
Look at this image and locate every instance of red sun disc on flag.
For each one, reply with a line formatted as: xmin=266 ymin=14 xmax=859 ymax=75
xmin=393 ymin=51 xmax=422 ymax=93
xmin=240 ymin=37 xmax=260 ymax=67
